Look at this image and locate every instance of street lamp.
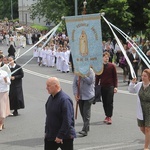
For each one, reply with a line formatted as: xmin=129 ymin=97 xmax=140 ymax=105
xmin=75 ymin=0 xmax=78 ymax=16
xmin=82 ymin=0 xmax=87 ymax=15
xmin=22 ymin=0 xmax=24 ymax=23
xmin=10 ymin=0 xmax=13 ymax=20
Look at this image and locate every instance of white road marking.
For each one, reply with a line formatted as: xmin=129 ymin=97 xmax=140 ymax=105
xmin=78 ymin=142 xmax=143 ymax=150
xmin=23 ymin=68 xmax=136 ymax=96
xmin=15 ymin=48 xmax=20 ymax=59
xmin=23 ymin=68 xmax=73 ymax=84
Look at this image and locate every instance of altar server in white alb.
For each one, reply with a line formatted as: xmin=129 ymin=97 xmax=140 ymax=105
xmin=45 ymin=46 xmax=51 ymax=67
xmin=61 ymin=47 xmax=70 ymax=73
xmin=49 ymin=44 xmax=56 ymax=67
xmin=21 ymin=34 xmax=26 ymax=48
xmin=26 ymin=32 xmax=32 ymax=45
xmin=5 ymin=32 xmax=10 ymax=46
xmin=41 ymin=46 xmax=47 ymax=66
xmin=38 ymin=44 xmax=43 ymax=66
xmin=55 ymin=47 xmax=62 ymax=71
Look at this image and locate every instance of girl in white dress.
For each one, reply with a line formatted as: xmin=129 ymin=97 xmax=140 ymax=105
xmin=55 ymin=48 xmax=62 ymax=71
xmin=49 ymin=45 xmax=56 ymax=67
xmin=45 ymin=46 xmax=51 ymax=67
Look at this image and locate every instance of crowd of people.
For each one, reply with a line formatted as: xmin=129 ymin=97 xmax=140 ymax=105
xmin=103 ymin=37 xmax=150 ymax=84
xmin=0 ymin=21 xmax=47 ymax=48
xmin=1 ymin=21 xmax=149 ymax=80
xmin=0 ymin=21 xmax=150 ymax=149
xmin=33 ymin=37 xmax=72 ymax=73
xmin=30 ymin=33 xmax=150 ymax=84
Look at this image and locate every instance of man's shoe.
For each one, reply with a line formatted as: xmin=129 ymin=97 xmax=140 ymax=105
xmin=13 ymin=110 xmax=18 ymax=116
xmin=104 ymin=117 xmax=108 ymax=123
xmin=79 ymin=131 xmax=88 ymax=136
xmin=107 ymin=117 xmax=112 ymax=125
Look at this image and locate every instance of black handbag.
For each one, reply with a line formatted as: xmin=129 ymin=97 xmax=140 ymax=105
xmin=93 ymin=85 xmax=101 ymax=104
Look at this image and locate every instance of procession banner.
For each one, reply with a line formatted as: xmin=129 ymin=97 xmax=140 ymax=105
xmin=65 ymin=13 xmax=103 ymax=75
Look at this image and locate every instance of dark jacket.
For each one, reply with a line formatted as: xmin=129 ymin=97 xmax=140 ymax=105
xmin=45 ymin=90 xmax=76 ymax=141
xmin=128 ymin=52 xmax=140 ymax=70
xmin=8 ymin=45 xmax=16 ymax=57
xmin=128 ymin=52 xmax=140 ymax=80
xmin=9 ymin=64 xmax=25 ymax=110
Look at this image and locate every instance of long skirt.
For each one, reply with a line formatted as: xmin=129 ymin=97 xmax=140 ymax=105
xmin=0 ymin=92 xmax=10 ymax=123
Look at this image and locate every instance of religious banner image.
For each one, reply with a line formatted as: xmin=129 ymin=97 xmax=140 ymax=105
xmin=65 ymin=13 xmax=103 ymax=75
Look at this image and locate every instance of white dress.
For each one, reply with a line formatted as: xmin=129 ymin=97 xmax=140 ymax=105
xmin=0 ymin=70 xmax=11 ymax=122
xmin=27 ymin=33 xmax=32 ymax=45
xmin=49 ymin=50 xmax=56 ymax=67
xmin=45 ymin=49 xmax=51 ymax=67
xmin=42 ymin=49 xmax=47 ymax=66
xmin=5 ymin=34 xmax=10 ymax=46
xmin=33 ymin=46 xmax=39 ymax=58
xmin=21 ymin=36 xmax=26 ymax=48
xmin=61 ymin=50 xmax=70 ymax=72
xmin=56 ymin=51 xmax=62 ymax=71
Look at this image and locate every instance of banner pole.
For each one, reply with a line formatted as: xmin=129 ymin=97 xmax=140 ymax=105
xmin=75 ymin=76 xmax=81 ymax=120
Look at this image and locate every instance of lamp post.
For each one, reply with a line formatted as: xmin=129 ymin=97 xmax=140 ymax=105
xmin=82 ymin=0 xmax=87 ymax=15
xmin=10 ymin=0 xmax=13 ymax=20
xmin=75 ymin=0 xmax=78 ymax=15
xmin=22 ymin=0 xmax=24 ymax=23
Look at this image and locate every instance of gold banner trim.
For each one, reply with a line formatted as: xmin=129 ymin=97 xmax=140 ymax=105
xmin=65 ymin=16 xmax=101 ymax=23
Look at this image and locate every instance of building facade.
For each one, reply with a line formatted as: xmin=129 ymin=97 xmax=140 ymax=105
xmin=18 ymin=0 xmax=46 ymax=26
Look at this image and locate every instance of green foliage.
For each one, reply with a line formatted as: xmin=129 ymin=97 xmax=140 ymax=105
xmin=100 ymin=0 xmax=133 ymax=39
xmin=56 ymin=21 xmax=66 ymax=34
xmin=29 ymin=0 xmax=131 ymax=39
xmin=143 ymin=2 xmax=150 ymax=38
xmin=31 ymin=24 xmax=49 ymax=31
xmin=0 ymin=0 xmax=18 ymax=20
xmin=30 ymin=0 xmax=74 ymax=24
xmin=21 ymin=0 xmax=150 ymax=40
xmin=0 ymin=0 xmax=149 ymax=39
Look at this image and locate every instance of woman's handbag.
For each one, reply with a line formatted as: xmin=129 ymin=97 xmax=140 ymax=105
xmin=93 ymin=85 xmax=101 ymax=104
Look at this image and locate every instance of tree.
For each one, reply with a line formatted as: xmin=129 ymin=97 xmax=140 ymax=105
xmin=100 ymin=0 xmax=133 ymax=40
xmin=127 ymin=0 xmax=149 ymax=35
xmin=30 ymin=0 xmax=75 ymax=24
xmin=0 ymin=0 xmax=18 ymax=20
xmin=143 ymin=2 xmax=150 ymax=39
xmin=29 ymin=0 xmax=149 ymax=39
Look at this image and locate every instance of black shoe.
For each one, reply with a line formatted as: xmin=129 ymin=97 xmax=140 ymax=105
xmin=13 ymin=110 xmax=18 ymax=116
xmin=79 ymin=130 xmax=88 ymax=136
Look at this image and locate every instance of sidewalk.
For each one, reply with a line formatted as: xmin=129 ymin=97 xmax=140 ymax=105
xmin=116 ymin=66 xmax=123 ymax=75
xmin=115 ymin=65 xmax=142 ymax=78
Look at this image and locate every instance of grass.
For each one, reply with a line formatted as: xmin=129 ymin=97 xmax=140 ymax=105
xmin=31 ymin=24 xmax=49 ymax=31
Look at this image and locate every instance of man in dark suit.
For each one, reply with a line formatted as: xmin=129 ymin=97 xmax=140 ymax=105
xmin=128 ymin=47 xmax=140 ymax=81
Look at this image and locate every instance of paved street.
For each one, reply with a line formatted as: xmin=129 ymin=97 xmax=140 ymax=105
xmin=0 ymin=44 xmax=144 ymax=150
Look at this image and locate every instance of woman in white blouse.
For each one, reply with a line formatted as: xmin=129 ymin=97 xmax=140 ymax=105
xmin=0 ymin=69 xmax=11 ymax=131
xmin=128 ymin=69 xmax=150 ymax=150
